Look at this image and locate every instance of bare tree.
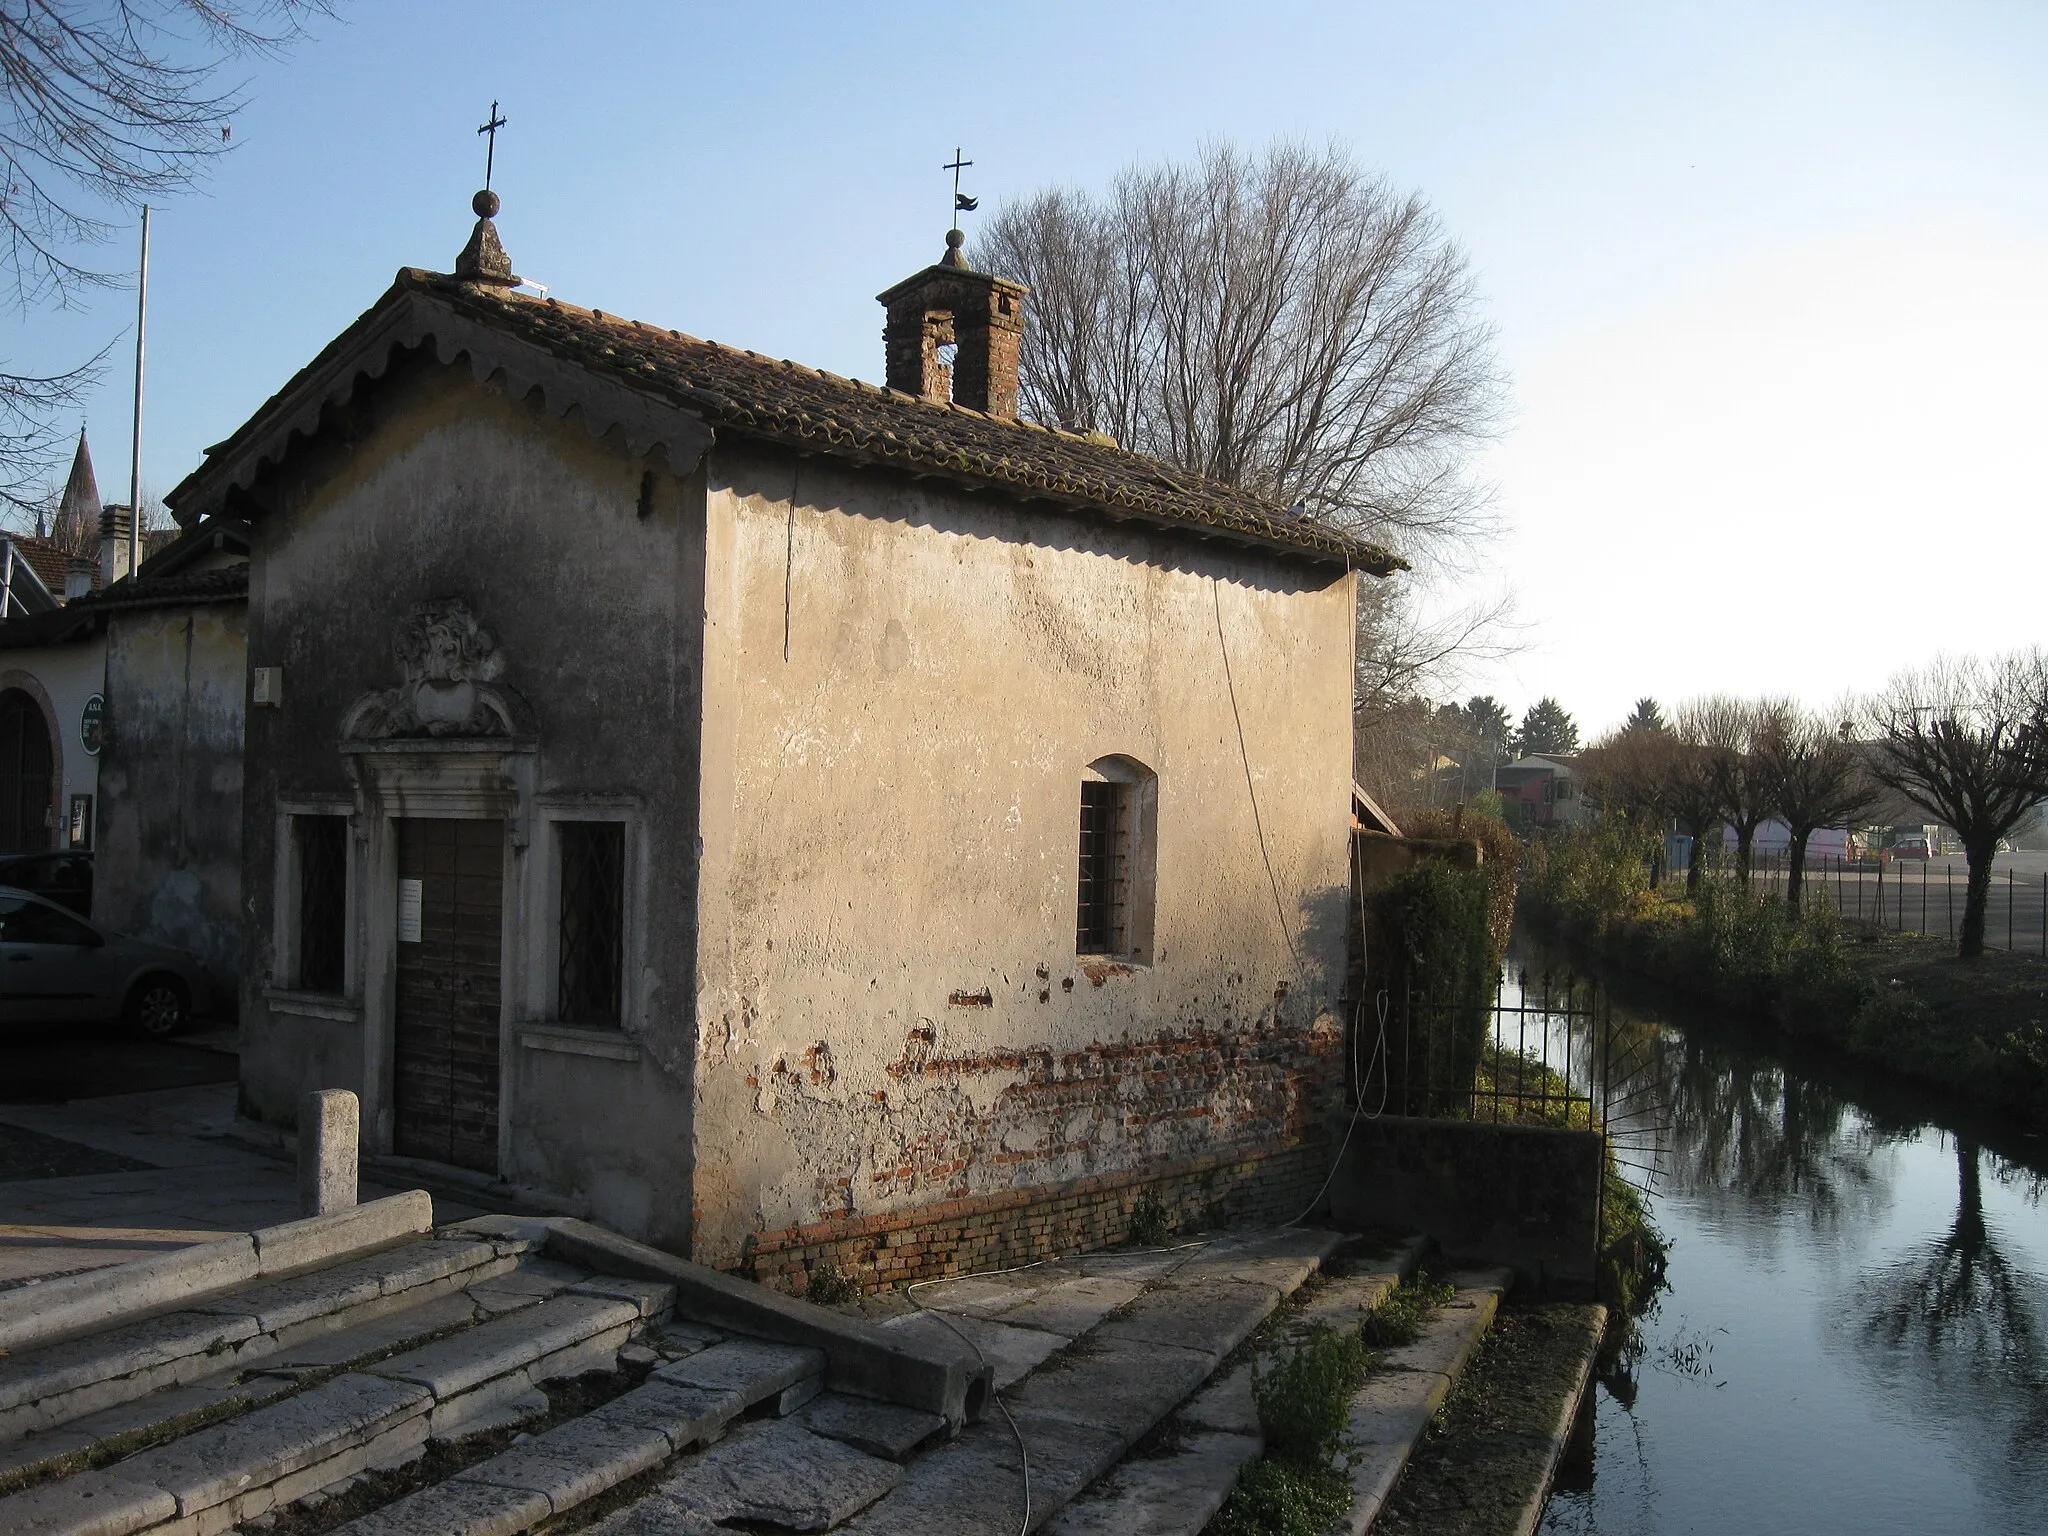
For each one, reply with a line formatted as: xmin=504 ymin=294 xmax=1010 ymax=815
xmin=1684 ymin=697 xmax=1784 ymax=883
xmin=1867 ymin=652 xmax=2048 ymax=958
xmin=0 ymin=1 xmax=328 ymax=509
xmin=1759 ymin=708 xmax=1880 ymax=913
xmin=981 ymin=141 xmax=1506 ymax=575
xmin=1578 ymin=725 xmax=1678 ymax=883
xmin=1661 ymin=731 xmax=1727 ymax=897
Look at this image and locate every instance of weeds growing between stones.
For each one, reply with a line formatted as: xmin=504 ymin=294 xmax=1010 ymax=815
xmin=1210 ymin=1274 xmax=1455 ymax=1535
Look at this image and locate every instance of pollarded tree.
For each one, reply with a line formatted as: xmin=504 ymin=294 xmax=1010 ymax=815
xmin=1683 ymin=697 xmax=1784 ymax=883
xmin=1758 ymin=709 xmax=1880 ymax=913
xmin=1868 ymin=652 xmax=2048 ymax=958
xmin=1514 ymin=697 xmax=1579 ymax=758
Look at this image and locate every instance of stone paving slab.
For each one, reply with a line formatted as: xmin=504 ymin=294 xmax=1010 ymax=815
xmin=1043 ymin=1429 xmax=1262 ymax=1536
xmin=0 ymin=1365 xmax=300 ymax=1488
xmin=364 ymin=1293 xmax=638 ymax=1401
xmin=652 ymin=1337 xmax=824 ymax=1401
xmin=457 ymin=1412 xmax=671 ymax=1510
xmin=1092 ymin=1277 xmax=1281 ymax=1359
xmin=185 ymin=1238 xmax=505 ymax=1336
xmin=0 ymin=1309 xmax=262 ymax=1418
xmin=585 ymin=1380 xmax=749 ymax=1452
xmin=644 ymin=1319 xmax=722 ymax=1358
xmin=253 ymin=1291 xmax=482 ymax=1375
xmin=114 ymin=1371 xmax=431 ymax=1517
xmin=799 ymin=1391 xmax=948 ymax=1461
xmin=881 ymin=1310 xmax=1064 ymax=1390
xmin=3 ymin=1466 xmax=177 ymax=1536
xmin=977 ymin=1273 xmax=1146 ymax=1338
xmin=626 ymin=1417 xmax=902 ymax=1531
xmin=1336 ymin=1270 xmax=1511 ymax=1536
xmin=567 ymin=1275 xmax=675 ymax=1319
xmin=1007 ymin=1335 xmax=1216 ymax=1443
xmin=838 ymin=1403 xmax=1126 ymax=1535
xmin=330 ymin=1473 xmax=551 ymax=1536
xmin=1176 ymin=1361 xmax=1258 ymax=1436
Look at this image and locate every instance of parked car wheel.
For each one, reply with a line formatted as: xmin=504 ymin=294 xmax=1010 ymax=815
xmin=127 ymin=975 xmax=191 ymax=1037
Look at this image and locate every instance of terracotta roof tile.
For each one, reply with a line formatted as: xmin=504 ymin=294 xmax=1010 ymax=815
xmin=407 ymin=272 xmax=1400 ymax=574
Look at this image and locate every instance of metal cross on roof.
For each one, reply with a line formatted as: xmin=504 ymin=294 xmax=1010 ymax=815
xmin=478 ymin=101 xmax=507 ymax=191
xmin=945 ymin=148 xmax=977 ymax=219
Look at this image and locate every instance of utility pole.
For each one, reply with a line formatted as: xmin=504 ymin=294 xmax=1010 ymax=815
xmin=128 ymin=206 xmax=150 ymax=582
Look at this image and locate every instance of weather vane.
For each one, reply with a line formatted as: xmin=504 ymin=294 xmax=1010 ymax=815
xmin=945 ymin=148 xmax=977 ymax=223
xmin=478 ymin=100 xmax=507 ymax=192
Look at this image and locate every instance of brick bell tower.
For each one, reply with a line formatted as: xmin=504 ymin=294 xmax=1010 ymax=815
xmin=876 ymin=229 xmax=1028 ymax=420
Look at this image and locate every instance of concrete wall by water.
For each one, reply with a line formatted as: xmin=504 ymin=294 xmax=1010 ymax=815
xmin=1329 ymin=1116 xmax=1604 ymax=1294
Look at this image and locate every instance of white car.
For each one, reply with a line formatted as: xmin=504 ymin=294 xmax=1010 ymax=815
xmin=0 ymin=886 xmax=214 ymax=1035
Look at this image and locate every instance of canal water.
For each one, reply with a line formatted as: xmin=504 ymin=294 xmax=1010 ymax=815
xmin=1533 ymin=969 xmax=2048 ymax=1535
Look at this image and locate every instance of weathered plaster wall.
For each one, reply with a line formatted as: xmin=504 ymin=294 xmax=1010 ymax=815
xmin=0 ymin=638 xmax=103 ymax=850
xmin=691 ymin=445 xmax=1357 ymax=1267
xmin=96 ymin=600 xmax=246 ymax=990
xmin=239 ymin=351 xmax=705 ymax=1249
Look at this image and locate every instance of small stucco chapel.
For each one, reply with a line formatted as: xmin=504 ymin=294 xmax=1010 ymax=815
xmin=169 ymin=185 xmax=1397 ymax=1288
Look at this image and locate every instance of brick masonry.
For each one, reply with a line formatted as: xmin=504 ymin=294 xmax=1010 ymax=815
xmin=737 ymin=1137 xmax=1334 ymax=1296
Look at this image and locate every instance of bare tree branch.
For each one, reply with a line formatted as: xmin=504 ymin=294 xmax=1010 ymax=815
xmin=981 ymin=140 xmax=1507 ymax=576
xmin=0 ymin=1 xmax=329 ymax=501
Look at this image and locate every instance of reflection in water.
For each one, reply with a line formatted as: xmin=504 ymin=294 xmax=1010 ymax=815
xmin=1850 ymin=1136 xmax=2048 ymax=1496
xmin=1536 ymin=961 xmax=2048 ymax=1536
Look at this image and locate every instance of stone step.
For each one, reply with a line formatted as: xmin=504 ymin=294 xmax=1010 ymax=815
xmin=358 ymin=1286 xmax=667 ymax=1441
xmin=330 ymin=1342 xmax=830 ymax=1536
xmin=1043 ymin=1236 xmax=1428 ymax=1536
xmin=1340 ymin=1269 xmax=1513 ymax=1534
xmin=831 ymin=1228 xmax=1347 ymax=1536
xmin=0 ymin=1274 xmax=668 ymax=1535
xmin=0 ymin=1193 xmax=438 ymax=1359
xmin=0 ymin=1234 xmax=516 ymax=1449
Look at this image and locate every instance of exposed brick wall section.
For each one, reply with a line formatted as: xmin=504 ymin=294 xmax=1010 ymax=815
xmin=736 ymin=1138 xmax=1333 ymax=1297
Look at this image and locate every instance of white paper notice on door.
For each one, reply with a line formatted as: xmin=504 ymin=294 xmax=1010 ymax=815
xmin=397 ymin=879 xmax=424 ymax=944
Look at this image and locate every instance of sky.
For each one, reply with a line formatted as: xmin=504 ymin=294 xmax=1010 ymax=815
xmin=10 ymin=0 xmax=2046 ymax=737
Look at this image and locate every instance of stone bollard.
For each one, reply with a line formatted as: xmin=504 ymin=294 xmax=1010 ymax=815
xmin=298 ymin=1089 xmax=360 ymax=1217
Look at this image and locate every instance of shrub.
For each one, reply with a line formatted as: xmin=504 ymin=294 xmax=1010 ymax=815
xmin=1209 ymin=1459 xmax=1353 ymax=1536
xmin=804 ymin=1258 xmax=861 ymax=1305
xmin=1357 ymin=1275 xmax=1455 ymax=1347
xmin=1127 ymin=1190 xmax=1172 ymax=1247
xmin=1254 ymin=1324 xmax=1371 ymax=1466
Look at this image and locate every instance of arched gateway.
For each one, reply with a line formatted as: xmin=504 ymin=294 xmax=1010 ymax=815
xmin=0 ymin=688 xmax=54 ymax=853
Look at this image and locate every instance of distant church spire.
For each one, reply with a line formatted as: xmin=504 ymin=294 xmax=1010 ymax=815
xmin=54 ymin=427 xmax=100 ymax=547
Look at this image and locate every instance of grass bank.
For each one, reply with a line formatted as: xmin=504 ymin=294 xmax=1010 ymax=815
xmin=1522 ymin=823 xmax=2048 ymax=1124
xmin=1369 ymin=1300 xmax=1607 ymax=1536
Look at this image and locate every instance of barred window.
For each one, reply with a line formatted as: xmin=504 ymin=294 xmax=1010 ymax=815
xmin=1077 ymin=758 xmax=1158 ymax=962
xmin=1077 ymin=780 xmax=1130 ymax=955
xmin=558 ymin=822 xmax=625 ymax=1027
xmin=295 ymin=815 xmax=348 ymax=994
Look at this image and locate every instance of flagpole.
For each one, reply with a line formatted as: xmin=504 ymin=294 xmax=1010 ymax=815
xmin=128 ymin=205 xmax=150 ymax=581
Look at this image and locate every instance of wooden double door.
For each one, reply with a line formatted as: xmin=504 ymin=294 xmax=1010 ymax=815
xmin=393 ymin=818 xmax=504 ymax=1172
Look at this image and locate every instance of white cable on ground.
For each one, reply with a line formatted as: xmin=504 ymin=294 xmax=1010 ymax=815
xmin=902 ymin=1240 xmax=1214 ymax=1536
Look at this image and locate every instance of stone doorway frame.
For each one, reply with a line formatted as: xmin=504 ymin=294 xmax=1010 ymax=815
xmin=341 ymin=739 xmax=535 ymax=1175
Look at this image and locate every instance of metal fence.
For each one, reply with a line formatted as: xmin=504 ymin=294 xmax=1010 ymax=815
xmin=1718 ymin=849 xmax=2048 ymax=954
xmin=1353 ymin=967 xmax=1666 ymax=1190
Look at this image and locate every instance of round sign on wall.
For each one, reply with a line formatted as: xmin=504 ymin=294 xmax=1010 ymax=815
xmin=80 ymin=694 xmax=104 ymax=756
